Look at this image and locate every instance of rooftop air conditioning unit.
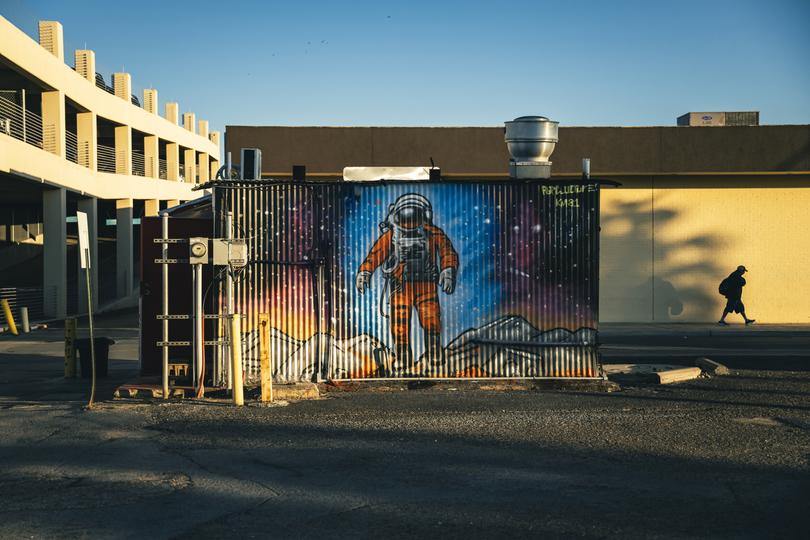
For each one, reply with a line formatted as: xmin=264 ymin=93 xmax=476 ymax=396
xmin=677 ymin=112 xmax=759 ymax=126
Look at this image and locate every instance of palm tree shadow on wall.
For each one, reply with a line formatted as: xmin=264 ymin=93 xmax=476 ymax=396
xmin=601 ymin=197 xmax=724 ymax=322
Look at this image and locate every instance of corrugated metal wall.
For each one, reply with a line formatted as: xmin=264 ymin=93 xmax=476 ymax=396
xmin=214 ymin=180 xmax=601 ymax=382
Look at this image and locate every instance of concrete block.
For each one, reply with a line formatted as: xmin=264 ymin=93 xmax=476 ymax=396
xmin=655 ymin=366 xmax=702 ymax=385
xmin=272 ymin=382 xmax=319 ymax=401
xmin=694 ymin=357 xmax=730 ymax=375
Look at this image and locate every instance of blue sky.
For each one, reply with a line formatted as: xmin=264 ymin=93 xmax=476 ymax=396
xmin=3 ymin=0 xmax=809 ymax=139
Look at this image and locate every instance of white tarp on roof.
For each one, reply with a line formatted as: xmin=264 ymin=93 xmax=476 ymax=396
xmin=343 ymin=166 xmax=431 ymax=181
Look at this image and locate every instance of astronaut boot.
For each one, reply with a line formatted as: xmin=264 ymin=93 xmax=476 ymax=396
xmin=420 ymin=333 xmax=445 ymax=376
xmin=394 ymin=344 xmax=415 ymax=376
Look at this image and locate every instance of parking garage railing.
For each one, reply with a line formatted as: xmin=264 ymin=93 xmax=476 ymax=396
xmin=158 ymin=157 xmax=168 ymax=179
xmin=97 ymin=143 xmax=116 ymax=173
xmin=132 ymin=151 xmax=146 ymax=176
xmin=0 ymin=93 xmax=43 ymax=149
xmin=66 ymin=129 xmax=78 ymax=164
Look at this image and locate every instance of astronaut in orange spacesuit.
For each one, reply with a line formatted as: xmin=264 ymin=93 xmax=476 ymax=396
xmin=356 ymin=193 xmax=459 ymax=371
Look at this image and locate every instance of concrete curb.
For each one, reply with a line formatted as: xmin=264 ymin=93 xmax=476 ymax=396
xmin=655 ymin=366 xmax=703 ymax=384
xmin=694 ymin=357 xmax=730 ymax=375
xmin=320 ymin=378 xmax=621 ymax=394
xmin=603 ymin=363 xmax=705 ymax=385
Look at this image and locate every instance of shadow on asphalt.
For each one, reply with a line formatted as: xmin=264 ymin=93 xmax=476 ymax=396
xmin=2 ymin=391 xmax=808 ymax=539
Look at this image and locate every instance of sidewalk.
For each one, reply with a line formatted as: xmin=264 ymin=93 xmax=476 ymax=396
xmin=600 ymin=322 xmax=810 ymax=338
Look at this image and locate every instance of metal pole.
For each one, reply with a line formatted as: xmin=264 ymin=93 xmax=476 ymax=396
xmin=64 ymin=318 xmax=77 ymax=378
xmin=229 ymin=314 xmax=244 ymax=406
xmin=225 ymin=211 xmax=234 ymax=390
xmin=21 ymin=89 xmax=26 ymax=144
xmin=582 ymin=158 xmax=591 ymax=180
xmin=0 ymin=299 xmax=17 ymax=335
xmin=20 ymin=307 xmax=30 ymax=333
xmin=193 ymin=263 xmax=204 ymax=396
xmin=85 ymin=256 xmax=97 ymax=408
xmin=161 ymin=211 xmax=169 ymax=399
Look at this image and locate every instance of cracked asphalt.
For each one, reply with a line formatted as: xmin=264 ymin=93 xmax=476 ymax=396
xmin=1 ymin=312 xmax=809 ymax=539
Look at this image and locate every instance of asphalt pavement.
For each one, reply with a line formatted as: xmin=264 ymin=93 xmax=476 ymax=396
xmin=0 ymin=312 xmax=808 ymax=539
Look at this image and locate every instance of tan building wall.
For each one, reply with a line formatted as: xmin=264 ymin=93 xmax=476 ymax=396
xmin=601 ymin=176 xmax=810 ymax=323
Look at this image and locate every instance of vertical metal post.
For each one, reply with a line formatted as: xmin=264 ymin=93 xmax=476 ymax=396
xmin=20 ymin=307 xmax=30 ymax=333
xmin=161 ymin=211 xmax=169 ymax=399
xmin=193 ymin=263 xmax=204 ymax=396
xmin=0 ymin=299 xmax=17 ymax=335
xmin=85 ymin=255 xmax=97 ymax=408
xmin=315 ymin=263 xmax=325 ymax=382
xmin=64 ymin=317 xmax=77 ymax=378
xmin=21 ymin=89 xmax=26 ymax=144
xmin=229 ymin=314 xmax=244 ymax=406
xmin=582 ymin=158 xmax=590 ymax=180
xmin=225 ymin=211 xmax=234 ymax=390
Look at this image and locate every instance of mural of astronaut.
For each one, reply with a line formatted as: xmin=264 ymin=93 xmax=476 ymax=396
xmin=356 ymin=193 xmax=459 ymax=372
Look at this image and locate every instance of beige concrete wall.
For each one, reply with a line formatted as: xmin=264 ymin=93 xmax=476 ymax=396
xmin=600 ymin=176 xmax=810 ymax=323
xmin=600 ymin=177 xmax=654 ymax=321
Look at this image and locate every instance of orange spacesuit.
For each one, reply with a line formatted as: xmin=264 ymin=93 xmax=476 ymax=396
xmin=356 ymin=193 xmax=458 ymax=370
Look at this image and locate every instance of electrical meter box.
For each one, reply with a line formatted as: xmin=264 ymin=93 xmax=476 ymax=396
xmin=188 ymin=237 xmax=209 ymax=264
xmin=212 ymin=239 xmax=247 ymax=267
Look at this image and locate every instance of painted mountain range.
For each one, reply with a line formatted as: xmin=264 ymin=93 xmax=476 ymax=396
xmin=243 ymin=315 xmax=598 ymax=382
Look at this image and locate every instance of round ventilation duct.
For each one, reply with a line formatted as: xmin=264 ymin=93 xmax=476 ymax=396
xmin=505 ymin=116 xmax=558 ymax=179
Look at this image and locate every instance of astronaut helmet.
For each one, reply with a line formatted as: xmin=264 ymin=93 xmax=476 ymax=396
xmin=388 ymin=193 xmax=433 ymax=229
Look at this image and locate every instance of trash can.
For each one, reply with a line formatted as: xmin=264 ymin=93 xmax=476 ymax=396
xmin=75 ymin=337 xmax=115 ymax=378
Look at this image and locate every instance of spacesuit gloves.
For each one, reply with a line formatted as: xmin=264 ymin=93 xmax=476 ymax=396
xmin=356 ymin=271 xmax=372 ymax=294
xmin=439 ymin=268 xmax=456 ymax=294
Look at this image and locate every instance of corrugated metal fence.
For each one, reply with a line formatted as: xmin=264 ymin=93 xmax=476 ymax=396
xmin=214 ymin=180 xmax=601 ymax=383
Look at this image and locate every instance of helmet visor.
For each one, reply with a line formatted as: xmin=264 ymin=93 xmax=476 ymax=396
xmin=395 ymin=206 xmax=426 ymax=228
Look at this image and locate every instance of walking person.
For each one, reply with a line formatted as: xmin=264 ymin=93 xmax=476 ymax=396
xmin=718 ymin=265 xmax=755 ymax=325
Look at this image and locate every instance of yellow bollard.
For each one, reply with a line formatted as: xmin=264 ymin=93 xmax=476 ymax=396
xmin=1 ymin=299 xmax=18 ymax=336
xmin=229 ymin=314 xmax=244 ymax=406
xmin=259 ymin=314 xmax=273 ymax=403
xmin=64 ymin=318 xmax=77 ymax=378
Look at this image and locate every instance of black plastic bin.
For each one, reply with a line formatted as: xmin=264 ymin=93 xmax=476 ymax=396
xmin=75 ymin=337 xmax=115 ymax=378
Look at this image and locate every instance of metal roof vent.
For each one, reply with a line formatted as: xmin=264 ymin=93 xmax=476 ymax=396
xmin=505 ymin=115 xmax=559 ymax=179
